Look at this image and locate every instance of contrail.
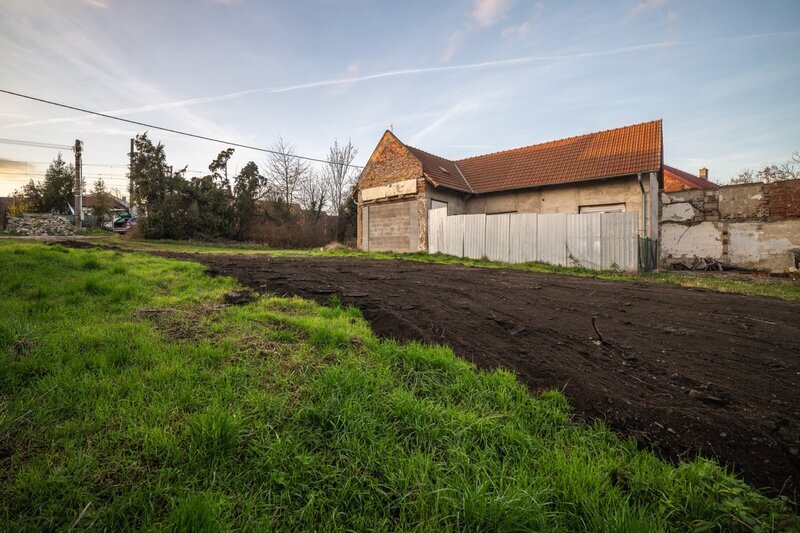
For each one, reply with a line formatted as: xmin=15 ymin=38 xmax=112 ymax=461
xmin=4 ymin=30 xmax=797 ymax=129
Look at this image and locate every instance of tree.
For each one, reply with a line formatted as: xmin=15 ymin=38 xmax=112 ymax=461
xmin=233 ymin=161 xmax=261 ymax=238
xmin=130 ymin=133 xmax=187 ymax=238
xmin=209 ymin=147 xmax=235 ymax=191
xmin=322 ymin=139 xmax=358 ymax=236
xmin=14 ymin=153 xmax=75 ymax=214
xmin=730 ymin=150 xmax=800 ymax=184
xmin=262 ymin=137 xmax=308 ymax=209
xmin=298 ymin=169 xmax=327 ymax=221
xmin=130 ymin=133 xmax=172 ymax=217
xmin=336 ymin=185 xmax=358 ymax=243
xmin=90 ymin=179 xmax=113 ymax=228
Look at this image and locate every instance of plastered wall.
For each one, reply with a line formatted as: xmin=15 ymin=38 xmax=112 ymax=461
xmin=659 ymin=179 xmax=800 ymax=272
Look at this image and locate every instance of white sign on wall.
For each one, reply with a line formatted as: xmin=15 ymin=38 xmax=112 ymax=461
xmin=361 ymin=179 xmax=418 ymax=202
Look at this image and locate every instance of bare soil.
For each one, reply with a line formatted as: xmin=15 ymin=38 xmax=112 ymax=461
xmin=145 ymin=250 xmax=800 ymax=498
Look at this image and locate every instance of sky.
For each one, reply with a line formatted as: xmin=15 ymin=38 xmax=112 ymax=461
xmin=1 ymin=0 xmax=799 ymax=197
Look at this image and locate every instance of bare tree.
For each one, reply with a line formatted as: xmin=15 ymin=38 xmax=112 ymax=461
xmin=730 ymin=150 xmax=800 ymax=184
xmin=322 ymin=139 xmax=358 ymax=235
xmin=298 ymin=169 xmax=327 ymax=221
xmin=261 ymin=137 xmax=309 ymax=207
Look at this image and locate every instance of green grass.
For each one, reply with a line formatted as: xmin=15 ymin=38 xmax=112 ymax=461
xmin=66 ymin=235 xmax=800 ymax=301
xmin=0 ymin=241 xmax=796 ymax=530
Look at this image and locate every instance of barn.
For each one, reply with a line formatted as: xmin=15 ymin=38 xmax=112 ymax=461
xmin=356 ymin=120 xmax=664 ymax=252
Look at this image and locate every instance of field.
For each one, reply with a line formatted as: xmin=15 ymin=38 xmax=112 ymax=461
xmin=1 ymin=239 xmax=797 ymax=530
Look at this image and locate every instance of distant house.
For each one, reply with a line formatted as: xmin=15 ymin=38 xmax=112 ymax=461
xmin=69 ymin=194 xmax=129 ymax=219
xmin=356 ymin=120 xmax=664 ymax=252
xmin=663 ymin=165 xmax=718 ymax=193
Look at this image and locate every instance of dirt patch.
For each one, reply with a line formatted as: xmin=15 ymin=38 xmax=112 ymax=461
xmin=135 ymin=304 xmax=228 ymax=341
xmin=148 ymin=252 xmax=800 ymax=499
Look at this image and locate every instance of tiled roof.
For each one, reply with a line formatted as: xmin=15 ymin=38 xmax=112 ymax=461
xmin=404 ymin=120 xmax=663 ymax=194
xmin=79 ymin=194 xmax=128 ymax=209
xmin=404 ymin=145 xmax=472 ymax=192
xmin=663 ymin=165 xmax=718 ymax=190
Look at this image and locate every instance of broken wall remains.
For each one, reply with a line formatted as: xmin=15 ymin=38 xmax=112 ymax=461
xmin=659 ymin=179 xmax=800 ymax=272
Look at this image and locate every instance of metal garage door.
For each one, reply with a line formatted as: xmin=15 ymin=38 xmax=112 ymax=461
xmin=364 ymin=200 xmax=418 ymax=252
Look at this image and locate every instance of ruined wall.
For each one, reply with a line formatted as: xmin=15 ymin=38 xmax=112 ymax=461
xmin=660 ymin=179 xmax=800 ymax=272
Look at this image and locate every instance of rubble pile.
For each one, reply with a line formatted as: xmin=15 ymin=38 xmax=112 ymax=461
xmin=5 ymin=214 xmax=76 ymax=236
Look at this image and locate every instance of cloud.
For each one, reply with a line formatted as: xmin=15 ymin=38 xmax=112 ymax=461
xmin=4 ymin=30 xmax=797 ymax=132
xmin=472 ymin=0 xmax=513 ymax=27
xmin=630 ymin=0 xmax=668 ymax=16
xmin=0 ymin=158 xmax=29 ymax=173
xmin=410 ymin=99 xmax=483 ymax=144
xmin=81 ymin=0 xmax=108 ymax=8
xmin=441 ymin=30 xmax=466 ymax=61
xmin=502 ymin=21 xmax=529 ymax=38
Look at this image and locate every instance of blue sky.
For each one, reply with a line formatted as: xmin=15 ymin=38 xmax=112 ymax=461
xmin=1 ymin=0 xmax=798 ymax=197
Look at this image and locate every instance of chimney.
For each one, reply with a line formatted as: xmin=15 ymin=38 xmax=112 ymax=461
xmin=699 ymin=167 xmax=709 ymax=180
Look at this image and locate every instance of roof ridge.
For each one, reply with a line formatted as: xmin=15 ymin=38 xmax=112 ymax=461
xmin=452 ymin=161 xmax=474 ymax=193
xmin=456 ymin=119 xmax=663 ymax=163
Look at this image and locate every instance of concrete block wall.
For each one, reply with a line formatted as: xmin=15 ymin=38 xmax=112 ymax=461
xmin=660 ymin=179 xmax=800 ymax=272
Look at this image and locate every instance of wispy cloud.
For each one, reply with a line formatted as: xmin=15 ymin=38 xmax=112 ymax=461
xmin=80 ymin=0 xmax=108 ymax=8
xmin=410 ymin=99 xmax=483 ymax=145
xmin=630 ymin=0 xmax=668 ymax=16
xmin=4 ymin=30 xmax=798 ymax=132
xmin=501 ymin=21 xmax=529 ymax=38
xmin=0 ymin=158 xmax=29 ymax=173
xmin=472 ymin=0 xmax=513 ymax=27
xmin=441 ymin=30 xmax=466 ymax=61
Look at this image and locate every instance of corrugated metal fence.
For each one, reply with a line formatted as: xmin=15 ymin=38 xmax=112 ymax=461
xmin=428 ymin=209 xmax=644 ymax=271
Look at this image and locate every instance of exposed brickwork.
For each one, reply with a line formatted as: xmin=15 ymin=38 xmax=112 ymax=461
xmin=664 ymin=173 xmax=692 ymax=192
xmin=417 ymin=178 xmax=428 ymax=251
xmin=764 ymin=179 xmax=800 ymax=221
xmin=358 ymin=132 xmax=423 ymax=190
xmin=663 ymin=165 xmax=717 ymax=192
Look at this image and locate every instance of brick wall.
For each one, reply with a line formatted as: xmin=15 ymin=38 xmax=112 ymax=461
xmin=763 ymin=179 xmax=800 ymax=221
xmin=664 ymin=174 xmax=691 ymax=193
xmin=358 ymin=132 xmax=423 ymax=190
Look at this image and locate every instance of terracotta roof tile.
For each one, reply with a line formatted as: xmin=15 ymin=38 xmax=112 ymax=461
xmin=404 ymin=145 xmax=472 ymax=192
xmin=664 ymin=165 xmax=718 ymax=190
xmin=403 ymin=120 xmax=663 ymax=194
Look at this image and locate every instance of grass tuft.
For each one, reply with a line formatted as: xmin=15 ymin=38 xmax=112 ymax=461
xmin=187 ymin=409 xmax=242 ymax=463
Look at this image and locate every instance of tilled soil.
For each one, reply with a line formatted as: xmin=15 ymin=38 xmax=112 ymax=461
xmin=156 ymin=252 xmax=800 ymax=497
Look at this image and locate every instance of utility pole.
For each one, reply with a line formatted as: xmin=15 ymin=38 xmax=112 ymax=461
xmin=73 ymin=139 xmax=83 ymax=229
xmin=129 ymin=138 xmax=135 ymax=210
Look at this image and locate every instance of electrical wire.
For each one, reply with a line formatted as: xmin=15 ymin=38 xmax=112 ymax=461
xmin=0 ymin=88 xmax=364 ymax=169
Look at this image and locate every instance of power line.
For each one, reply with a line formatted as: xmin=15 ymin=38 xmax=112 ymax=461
xmin=0 ymin=88 xmax=364 ymax=169
xmin=0 ymin=137 xmax=73 ymax=150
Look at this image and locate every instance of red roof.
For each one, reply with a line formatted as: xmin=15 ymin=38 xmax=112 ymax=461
xmin=398 ymin=120 xmax=663 ymax=194
xmin=404 ymin=145 xmax=473 ymax=192
xmin=663 ymin=165 xmax=718 ymax=190
xmin=80 ymin=194 xmax=128 ymax=209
